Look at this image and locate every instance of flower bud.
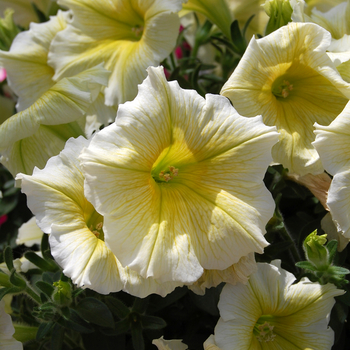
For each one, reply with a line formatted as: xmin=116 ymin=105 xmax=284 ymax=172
xmin=263 ymin=0 xmax=293 ymax=35
xmin=0 ymin=9 xmax=20 ymax=51
xmin=52 ymin=280 xmax=72 ymax=306
xmin=303 ymin=230 xmax=329 ymax=270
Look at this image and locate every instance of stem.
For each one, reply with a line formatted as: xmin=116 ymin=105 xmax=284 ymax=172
xmin=279 ymin=226 xmax=302 ymax=264
xmin=25 ymin=285 xmax=41 ymax=304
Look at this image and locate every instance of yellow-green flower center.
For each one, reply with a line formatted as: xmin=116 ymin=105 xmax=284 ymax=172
xmin=153 ymin=165 xmax=179 ymax=183
xmin=87 ymin=210 xmax=105 ymax=241
xmin=132 ymin=25 xmax=144 ymax=38
xmin=272 ymin=76 xmax=293 ymax=98
xmin=253 ymin=316 xmax=276 ymax=343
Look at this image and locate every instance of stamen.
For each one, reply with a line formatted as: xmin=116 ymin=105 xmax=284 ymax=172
xmin=132 ymin=25 xmax=144 ymax=37
xmin=158 ymin=166 xmax=179 ymax=182
xmin=255 ymin=321 xmax=276 ymax=343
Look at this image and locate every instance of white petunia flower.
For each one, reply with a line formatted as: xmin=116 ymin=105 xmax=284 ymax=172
xmin=80 ymin=66 xmax=279 ymax=284
xmin=16 ymin=136 xmax=183 ymax=297
xmin=0 ymin=64 xmax=109 ymax=176
xmin=48 ymin=0 xmax=185 ymax=106
xmin=221 ymin=22 xmax=350 ymax=175
xmin=210 ymin=260 xmax=343 ymax=350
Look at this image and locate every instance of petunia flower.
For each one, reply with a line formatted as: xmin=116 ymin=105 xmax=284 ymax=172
xmin=210 ymin=260 xmax=343 ymax=350
xmin=16 ymin=136 xmax=183 ymax=297
xmin=291 ymin=0 xmax=350 ymax=67
xmin=48 ymin=0 xmax=185 ymax=106
xmin=313 ymin=101 xmax=350 ymax=240
xmin=221 ymin=22 xmax=350 ymax=175
xmin=0 ymin=300 xmax=23 ymax=350
xmin=16 ymin=216 xmax=43 ymax=247
xmin=0 ymin=10 xmax=69 ymax=111
xmin=0 ymin=64 xmax=110 ymax=176
xmin=80 ymin=66 xmax=279 ymax=284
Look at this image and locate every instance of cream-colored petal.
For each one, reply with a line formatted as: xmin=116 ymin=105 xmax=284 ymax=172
xmin=84 ymin=93 xmax=117 ymax=137
xmin=81 ymin=66 xmax=278 ymax=284
xmin=49 ymin=225 xmax=124 ymax=294
xmin=221 ymin=22 xmax=350 ymax=175
xmin=321 ymin=212 xmax=350 ymax=251
xmin=152 ymin=336 xmax=188 ymax=350
xmin=0 ymin=10 xmax=69 ymax=111
xmin=310 ymin=1 xmax=350 ymax=40
xmin=214 ymin=260 xmax=342 ymax=350
xmin=48 ymin=0 xmax=183 ymax=105
xmin=16 ymin=216 xmax=43 ymax=247
xmin=313 ymin=101 xmax=350 ymax=174
xmin=0 ymin=300 xmax=23 ymax=350
xmin=0 ymin=65 xmax=109 ymax=176
xmin=189 ymin=253 xmax=257 ymax=295
xmin=16 ymin=137 xmax=125 ymax=294
xmin=326 ymin=169 xmax=350 ymax=239
xmin=203 ymin=335 xmax=221 ymax=350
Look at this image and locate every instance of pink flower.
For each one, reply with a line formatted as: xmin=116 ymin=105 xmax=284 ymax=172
xmin=0 ymin=215 xmax=8 ymax=226
xmin=0 ymin=68 xmax=6 ymax=83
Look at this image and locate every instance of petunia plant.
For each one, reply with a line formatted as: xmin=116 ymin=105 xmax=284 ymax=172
xmin=1 ymin=1 xmax=350 ymax=349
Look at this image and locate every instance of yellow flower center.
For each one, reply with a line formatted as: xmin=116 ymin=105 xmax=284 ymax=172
xmin=254 ymin=316 xmax=276 ymax=343
xmin=272 ymin=77 xmax=293 ymax=99
xmin=87 ymin=211 xmax=105 ymax=241
xmin=132 ymin=25 xmax=144 ymax=38
xmin=156 ymin=166 xmax=179 ymax=183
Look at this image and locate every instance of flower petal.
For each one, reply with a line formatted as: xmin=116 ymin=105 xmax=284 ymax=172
xmin=80 ymin=66 xmax=278 ymax=283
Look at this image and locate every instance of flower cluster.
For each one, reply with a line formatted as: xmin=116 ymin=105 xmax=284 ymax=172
xmin=1 ymin=0 xmax=350 ymax=349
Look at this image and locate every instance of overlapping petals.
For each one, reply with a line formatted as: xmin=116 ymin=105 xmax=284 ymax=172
xmin=0 ymin=10 xmax=69 ymax=111
xmin=313 ymin=101 xmax=350 ymax=239
xmin=0 ymin=65 xmax=109 ymax=176
xmin=221 ymin=22 xmax=350 ymax=175
xmin=0 ymin=300 xmax=23 ymax=350
xmin=212 ymin=260 xmax=343 ymax=350
xmin=80 ymin=66 xmax=279 ymax=284
xmin=48 ymin=0 xmax=185 ymax=106
xmin=16 ymin=136 xmax=183 ymax=297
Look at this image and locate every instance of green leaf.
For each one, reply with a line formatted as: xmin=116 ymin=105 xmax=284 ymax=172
xmin=3 ymin=246 xmax=14 ymax=271
xmin=9 ymin=270 xmax=26 ymax=288
xmin=295 ymin=261 xmax=318 ymax=271
xmin=0 ymin=286 xmax=23 ymax=300
xmin=36 ymin=281 xmax=55 ymax=297
xmin=327 ymin=240 xmax=338 ymax=263
xmin=132 ymin=297 xmax=149 ymax=314
xmin=76 ymin=297 xmax=114 ymax=328
xmin=105 ymin=296 xmax=130 ymax=319
xmin=114 ymin=318 xmax=130 ymax=336
xmin=131 ymin=318 xmax=144 ymax=350
xmin=36 ymin=322 xmax=54 ymax=341
xmin=230 ymin=20 xmax=246 ymax=55
xmin=140 ymin=315 xmax=166 ymax=330
xmin=24 ymin=251 xmax=57 ymax=272
xmin=51 ymin=324 xmax=65 ymax=350
xmin=58 ymin=310 xmax=94 ymax=333
xmin=329 ymin=266 xmax=350 ymax=275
